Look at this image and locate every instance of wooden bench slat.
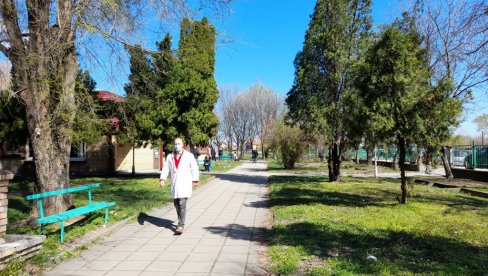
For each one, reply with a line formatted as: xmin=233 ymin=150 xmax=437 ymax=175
xmin=36 ymin=201 xmax=116 ymax=224
xmin=26 ymin=183 xmax=101 ymax=200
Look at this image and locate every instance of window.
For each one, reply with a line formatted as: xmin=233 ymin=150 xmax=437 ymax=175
xmin=70 ymin=143 xmax=87 ymax=161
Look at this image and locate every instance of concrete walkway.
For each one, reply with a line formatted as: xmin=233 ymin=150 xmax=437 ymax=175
xmin=45 ymin=161 xmax=270 ymax=276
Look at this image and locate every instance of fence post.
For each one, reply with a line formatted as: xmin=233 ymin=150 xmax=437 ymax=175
xmin=472 ymin=141 xmax=477 ymax=169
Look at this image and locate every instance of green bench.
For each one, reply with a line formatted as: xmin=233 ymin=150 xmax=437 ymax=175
xmin=198 ymin=159 xmax=214 ymax=171
xmin=220 ymin=154 xmax=233 ymax=161
xmin=26 ymin=183 xmax=116 ymax=243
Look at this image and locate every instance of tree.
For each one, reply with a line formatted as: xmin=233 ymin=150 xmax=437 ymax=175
xmin=0 ymin=1 xmax=229 ymax=216
xmin=356 ymin=23 xmax=461 ymax=204
xmin=166 ymin=17 xmax=220 ymax=148
xmin=406 ymin=0 xmax=488 ymax=100
xmin=474 ymin=114 xmax=488 ymax=133
xmin=269 ymin=122 xmax=307 ymax=169
xmin=247 ymin=82 xmax=283 ymax=158
xmin=216 ymin=85 xmax=238 ymax=152
xmin=286 ymin=0 xmax=372 ymax=182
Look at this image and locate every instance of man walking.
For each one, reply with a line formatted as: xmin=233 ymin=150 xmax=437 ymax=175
xmin=160 ymin=138 xmax=199 ymax=234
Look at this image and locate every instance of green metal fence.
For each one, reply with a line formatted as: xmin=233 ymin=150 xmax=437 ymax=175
xmin=451 ymin=143 xmax=488 ymax=169
xmin=348 ymin=147 xmax=419 ymax=163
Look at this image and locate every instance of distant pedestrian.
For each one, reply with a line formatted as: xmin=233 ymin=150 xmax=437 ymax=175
xmin=204 ymin=154 xmax=211 ymax=172
xmin=160 ymin=138 xmax=199 ymax=234
xmin=252 ymin=149 xmax=258 ymax=163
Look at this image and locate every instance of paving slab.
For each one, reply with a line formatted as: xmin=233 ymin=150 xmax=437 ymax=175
xmin=44 ymin=161 xmax=270 ymax=275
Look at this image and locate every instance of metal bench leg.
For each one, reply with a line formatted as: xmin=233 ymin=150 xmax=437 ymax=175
xmin=40 ymin=224 xmax=44 ymax=235
xmin=104 ymin=208 xmax=109 ymax=226
xmin=60 ymin=221 xmax=65 ymax=243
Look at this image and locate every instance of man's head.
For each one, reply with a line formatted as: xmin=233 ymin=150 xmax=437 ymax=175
xmin=174 ymin=138 xmax=184 ymax=152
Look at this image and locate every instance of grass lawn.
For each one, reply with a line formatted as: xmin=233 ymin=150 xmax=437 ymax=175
xmin=209 ymin=160 xmax=242 ymax=173
xmin=3 ymin=163 xmax=236 ymax=275
xmin=267 ymin=159 xmax=398 ymax=175
xmin=267 ymin=159 xmax=328 ymax=174
xmin=268 ymin=175 xmax=488 ymax=275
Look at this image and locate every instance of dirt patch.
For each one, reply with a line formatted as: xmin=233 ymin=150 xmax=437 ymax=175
xmin=416 ymin=177 xmax=488 ymax=191
xmin=256 ymin=189 xmax=274 ymax=275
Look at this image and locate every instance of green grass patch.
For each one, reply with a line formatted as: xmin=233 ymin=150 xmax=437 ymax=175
xmin=268 ymin=175 xmax=488 ymax=275
xmin=267 ymin=159 xmax=328 ymax=173
xmin=341 ymin=161 xmax=398 ymax=174
xmin=208 ymin=160 xmax=242 ymax=173
xmin=267 ymin=159 xmax=398 ymax=175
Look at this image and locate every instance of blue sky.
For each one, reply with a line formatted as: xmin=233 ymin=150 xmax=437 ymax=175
xmin=89 ymin=0 xmax=486 ymax=137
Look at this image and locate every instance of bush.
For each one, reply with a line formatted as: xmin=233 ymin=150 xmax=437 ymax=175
xmin=270 ymin=124 xmax=306 ymax=169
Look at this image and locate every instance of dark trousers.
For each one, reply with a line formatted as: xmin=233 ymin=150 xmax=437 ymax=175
xmin=173 ymin=198 xmax=187 ymax=227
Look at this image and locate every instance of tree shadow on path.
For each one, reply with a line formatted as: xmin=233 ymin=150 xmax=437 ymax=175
xmin=137 ymin=212 xmax=175 ymax=230
xmin=204 ymin=223 xmax=269 ymax=244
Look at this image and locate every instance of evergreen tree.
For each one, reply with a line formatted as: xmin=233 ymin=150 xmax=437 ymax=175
xmin=286 ymin=0 xmax=372 ymax=182
xmin=355 ymin=23 xmax=461 ymax=204
xmin=72 ymin=70 xmax=107 ymax=145
xmin=154 ymin=33 xmax=175 ymax=89
xmin=123 ymin=45 xmax=157 ymax=146
xmin=163 ymin=17 xmax=219 ymax=148
xmin=152 ymin=34 xmax=179 ymax=147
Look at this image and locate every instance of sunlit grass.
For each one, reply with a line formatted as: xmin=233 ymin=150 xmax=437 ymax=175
xmin=267 ymin=159 xmax=398 ymax=175
xmin=268 ymin=175 xmax=488 ymax=275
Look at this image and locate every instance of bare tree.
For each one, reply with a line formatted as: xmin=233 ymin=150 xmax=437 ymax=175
xmin=246 ymin=81 xmax=283 ymax=159
xmin=407 ymin=0 xmax=488 ymax=100
xmin=0 ymin=0 xmax=231 ymax=216
xmin=217 ymin=85 xmax=238 ymax=152
xmin=218 ymin=84 xmax=271 ymax=159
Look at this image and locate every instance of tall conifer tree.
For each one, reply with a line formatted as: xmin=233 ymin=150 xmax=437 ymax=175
xmin=286 ymin=0 xmax=372 ymax=181
xmin=167 ymin=17 xmax=219 ymax=148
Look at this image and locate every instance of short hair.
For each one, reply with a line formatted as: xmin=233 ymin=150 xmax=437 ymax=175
xmin=174 ymin=138 xmax=184 ymax=144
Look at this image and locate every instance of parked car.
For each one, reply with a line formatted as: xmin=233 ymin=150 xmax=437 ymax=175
xmin=464 ymin=147 xmax=488 ymax=169
xmin=451 ymin=149 xmax=470 ymax=167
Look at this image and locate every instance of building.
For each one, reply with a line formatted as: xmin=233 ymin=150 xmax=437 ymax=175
xmin=0 ymin=90 xmax=164 ymax=176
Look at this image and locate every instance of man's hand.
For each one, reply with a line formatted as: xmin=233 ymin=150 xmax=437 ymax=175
xmin=160 ymin=179 xmax=166 ymax=188
xmin=192 ymin=181 xmax=199 ymax=187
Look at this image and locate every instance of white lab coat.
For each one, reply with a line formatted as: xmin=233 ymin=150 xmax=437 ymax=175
xmin=160 ymin=150 xmax=199 ymax=199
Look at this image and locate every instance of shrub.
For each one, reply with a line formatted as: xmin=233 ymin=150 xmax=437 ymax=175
xmin=270 ymin=123 xmax=306 ymax=169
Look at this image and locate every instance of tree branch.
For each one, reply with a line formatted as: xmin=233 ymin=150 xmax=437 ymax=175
xmin=0 ymin=42 xmax=9 ymax=56
xmin=0 ymin=0 xmax=25 ymax=57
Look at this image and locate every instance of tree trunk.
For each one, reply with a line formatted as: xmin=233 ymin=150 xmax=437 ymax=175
xmin=24 ymin=55 xmax=78 ymax=217
xmin=441 ymin=146 xmax=453 ymax=179
xmin=374 ymin=145 xmax=378 ymax=178
xmin=330 ymin=143 xmax=341 ymax=182
xmin=366 ymin=147 xmax=373 ymax=165
xmin=392 ymin=150 xmax=399 ymax=169
xmin=108 ymin=135 xmax=116 ymax=176
xmin=355 ymin=146 xmax=359 ymax=164
xmin=398 ymin=137 xmax=408 ymax=204
xmin=327 ymin=145 xmax=333 ymax=181
xmin=132 ymin=143 xmax=136 ymax=175
xmin=2 ymin=0 xmax=79 ymax=217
